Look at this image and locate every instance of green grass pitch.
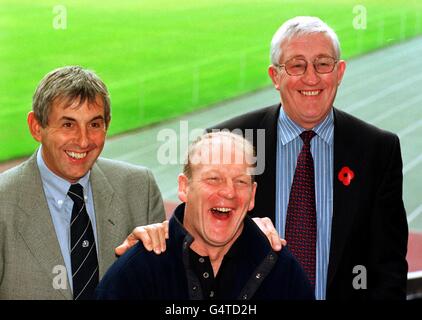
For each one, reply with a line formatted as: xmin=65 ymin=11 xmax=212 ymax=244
xmin=1 ymin=0 xmax=421 ymax=161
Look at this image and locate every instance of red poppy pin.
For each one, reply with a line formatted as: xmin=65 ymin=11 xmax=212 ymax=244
xmin=338 ymin=166 xmax=354 ymax=186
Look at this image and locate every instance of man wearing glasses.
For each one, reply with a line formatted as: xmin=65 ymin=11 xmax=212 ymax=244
xmin=209 ymin=16 xmax=408 ymax=300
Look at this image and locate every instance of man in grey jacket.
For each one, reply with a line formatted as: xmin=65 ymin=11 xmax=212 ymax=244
xmin=0 ymin=66 xmax=166 ymax=299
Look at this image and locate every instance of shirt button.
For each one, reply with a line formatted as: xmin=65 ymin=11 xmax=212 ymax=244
xmin=192 ymin=286 xmax=197 ymax=291
xmin=198 ymin=257 xmax=205 ymax=263
xmin=256 ymin=273 xmax=262 ymax=279
xmin=209 ymin=291 xmax=214 ymax=298
xmin=242 ymin=294 xmax=248 ymax=300
xmin=203 ymin=272 xmax=209 ymax=279
xmin=57 ymin=200 xmax=63 ymax=206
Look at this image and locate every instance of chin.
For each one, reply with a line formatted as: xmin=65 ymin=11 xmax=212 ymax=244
xmin=302 ymin=109 xmax=326 ymax=120
xmin=205 ymin=235 xmax=230 ymax=247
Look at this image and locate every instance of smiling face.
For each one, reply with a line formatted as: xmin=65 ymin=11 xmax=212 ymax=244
xmin=178 ymin=137 xmax=257 ymax=253
xmin=28 ymin=96 xmax=108 ymax=183
xmin=268 ymin=33 xmax=346 ymax=129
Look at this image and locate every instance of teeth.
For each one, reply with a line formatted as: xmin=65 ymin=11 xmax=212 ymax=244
xmin=66 ymin=151 xmax=87 ymax=159
xmin=212 ymin=207 xmax=231 ymax=213
xmin=300 ymin=90 xmax=320 ymax=96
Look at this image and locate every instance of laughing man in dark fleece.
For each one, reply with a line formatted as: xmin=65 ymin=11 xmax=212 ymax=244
xmin=95 ymin=132 xmax=314 ymax=300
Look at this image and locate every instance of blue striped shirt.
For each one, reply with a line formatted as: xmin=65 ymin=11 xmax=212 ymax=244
xmin=275 ymin=108 xmax=334 ymax=300
xmin=36 ymin=147 xmax=98 ymax=292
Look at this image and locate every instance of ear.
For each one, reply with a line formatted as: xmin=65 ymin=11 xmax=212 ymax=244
xmin=177 ymin=174 xmax=189 ymax=203
xmin=27 ymin=111 xmax=43 ymax=142
xmin=248 ymin=181 xmax=258 ymax=211
xmin=105 ymin=116 xmax=111 ymax=131
xmin=336 ymin=60 xmax=346 ymax=85
xmin=268 ymin=65 xmax=281 ymax=91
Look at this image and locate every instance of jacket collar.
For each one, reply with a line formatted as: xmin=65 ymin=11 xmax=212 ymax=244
xmin=327 ymin=108 xmax=360 ymax=287
xmin=170 ymin=203 xmax=274 ymax=282
xmin=253 ymin=104 xmax=280 ymax=221
xmin=16 ymin=153 xmax=72 ymax=299
xmin=90 ymin=159 xmax=127 ymax=279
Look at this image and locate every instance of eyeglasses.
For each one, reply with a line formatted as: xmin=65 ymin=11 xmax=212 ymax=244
xmin=275 ymin=56 xmax=338 ymax=76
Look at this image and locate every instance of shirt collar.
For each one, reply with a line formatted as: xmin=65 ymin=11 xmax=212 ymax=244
xmin=36 ymin=147 xmax=91 ymax=205
xmin=277 ymin=106 xmax=334 ymax=146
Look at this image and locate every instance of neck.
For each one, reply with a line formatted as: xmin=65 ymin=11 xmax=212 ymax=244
xmin=190 ymin=242 xmax=230 ymax=276
xmin=188 ymin=225 xmax=243 ymax=276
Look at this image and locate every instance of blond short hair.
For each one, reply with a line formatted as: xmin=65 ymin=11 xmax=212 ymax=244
xmin=183 ymin=131 xmax=256 ymax=180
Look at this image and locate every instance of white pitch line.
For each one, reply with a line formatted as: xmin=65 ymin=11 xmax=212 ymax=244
xmin=408 ymin=203 xmax=422 ymax=224
xmin=398 ymin=119 xmax=422 ymax=139
xmin=345 ymin=72 xmax=422 ymax=113
xmin=113 ymin=141 xmax=158 ymax=161
xmin=370 ymin=95 xmax=422 ymax=125
xmin=404 ymin=154 xmax=422 ymax=175
xmin=340 ymin=58 xmax=422 ymax=100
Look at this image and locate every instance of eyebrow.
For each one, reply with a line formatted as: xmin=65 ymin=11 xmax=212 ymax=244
xmin=60 ymin=115 xmax=105 ymax=122
xmin=90 ymin=116 xmax=105 ymax=122
xmin=289 ymin=54 xmax=306 ymax=60
xmin=286 ymin=54 xmax=333 ymax=61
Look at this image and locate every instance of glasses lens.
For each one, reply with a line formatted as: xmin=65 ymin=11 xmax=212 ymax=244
xmin=285 ymin=59 xmax=307 ymax=76
xmin=315 ymin=57 xmax=336 ymax=73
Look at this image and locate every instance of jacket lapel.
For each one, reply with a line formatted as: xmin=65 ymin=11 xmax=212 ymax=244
xmin=90 ymin=161 xmax=126 ymax=279
xmin=16 ymin=154 xmax=72 ymax=299
xmin=327 ymin=108 xmax=359 ymax=288
xmin=254 ymin=104 xmax=280 ymax=221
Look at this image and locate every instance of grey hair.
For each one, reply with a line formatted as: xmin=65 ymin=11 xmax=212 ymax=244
xmin=32 ymin=66 xmax=111 ymax=128
xmin=183 ymin=131 xmax=256 ymax=180
xmin=270 ymin=16 xmax=341 ymax=65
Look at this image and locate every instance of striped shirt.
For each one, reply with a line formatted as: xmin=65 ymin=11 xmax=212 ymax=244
xmin=275 ymin=107 xmax=334 ymax=300
xmin=36 ymin=147 xmax=98 ymax=292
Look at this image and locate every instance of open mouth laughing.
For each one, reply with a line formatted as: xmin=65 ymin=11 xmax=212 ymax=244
xmin=210 ymin=207 xmax=233 ymax=220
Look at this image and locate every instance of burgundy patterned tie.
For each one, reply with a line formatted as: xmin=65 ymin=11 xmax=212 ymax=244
xmin=285 ymin=130 xmax=316 ymax=287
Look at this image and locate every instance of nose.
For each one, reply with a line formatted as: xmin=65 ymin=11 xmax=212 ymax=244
xmin=76 ymin=127 xmax=90 ymax=149
xmin=217 ymin=179 xmax=236 ymax=199
xmin=301 ymin=63 xmax=320 ymax=85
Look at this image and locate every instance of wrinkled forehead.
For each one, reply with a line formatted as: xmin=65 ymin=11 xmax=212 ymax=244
xmin=281 ymin=32 xmax=337 ymax=60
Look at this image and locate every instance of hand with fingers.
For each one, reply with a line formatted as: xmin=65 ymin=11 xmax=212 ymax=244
xmin=115 ymin=220 xmax=169 ymax=256
xmin=252 ymin=217 xmax=286 ymax=251
xmin=115 ymin=217 xmax=284 ymax=256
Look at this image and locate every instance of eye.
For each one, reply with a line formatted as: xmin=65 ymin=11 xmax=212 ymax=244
xmin=235 ymin=178 xmax=250 ymax=187
xmin=316 ymin=57 xmax=334 ymax=68
xmin=206 ymin=177 xmax=221 ymax=185
xmin=291 ymin=63 xmax=304 ymax=69
xmin=62 ymin=122 xmax=73 ymax=128
xmin=289 ymin=59 xmax=306 ymax=67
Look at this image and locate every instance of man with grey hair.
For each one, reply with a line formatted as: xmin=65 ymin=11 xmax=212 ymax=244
xmin=0 ymin=66 xmax=167 ymax=299
xmin=209 ymin=16 xmax=408 ymax=299
xmin=96 ymin=131 xmax=314 ymax=300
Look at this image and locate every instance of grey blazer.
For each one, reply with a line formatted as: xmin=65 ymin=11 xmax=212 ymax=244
xmin=0 ymin=153 xmax=166 ymax=299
